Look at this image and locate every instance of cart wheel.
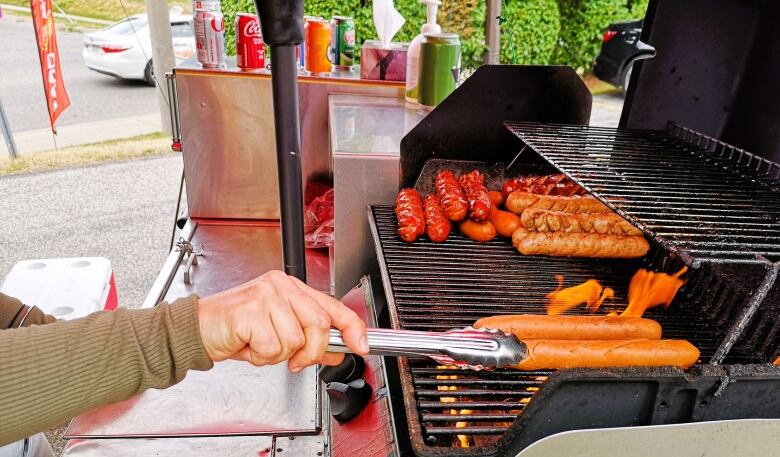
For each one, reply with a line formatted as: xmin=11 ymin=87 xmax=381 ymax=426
xmin=144 ymin=60 xmax=155 ymax=86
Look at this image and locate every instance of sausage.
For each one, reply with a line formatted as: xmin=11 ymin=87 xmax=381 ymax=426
xmin=521 ymin=208 xmax=642 ymax=236
xmin=395 ymin=188 xmax=425 ymax=243
xmin=512 ymin=339 xmax=700 ymax=370
xmin=506 ymin=191 xmax=609 ymax=215
xmin=435 ymin=171 xmax=469 ymax=222
xmin=423 ymin=194 xmax=451 ymax=243
xmin=474 ymin=314 xmax=662 ymax=340
xmin=490 ymin=209 xmax=522 ymax=238
xmin=512 ymin=231 xmax=650 ymax=258
xmin=501 ymin=175 xmax=585 ymax=198
xmin=488 ymin=190 xmax=504 ymax=208
xmin=459 ymin=170 xmax=492 ymax=221
xmin=459 ymin=219 xmax=497 ymax=243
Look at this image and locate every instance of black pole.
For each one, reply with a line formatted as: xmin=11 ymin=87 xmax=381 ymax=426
xmin=254 ymin=0 xmax=307 ymax=281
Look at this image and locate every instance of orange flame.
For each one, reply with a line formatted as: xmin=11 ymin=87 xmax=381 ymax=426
xmin=546 ymin=275 xmax=614 ymax=315
xmin=436 ymin=367 xmax=470 ymax=448
xmin=773 ymin=356 xmax=780 ymax=365
xmin=621 ymin=267 xmax=688 ymax=317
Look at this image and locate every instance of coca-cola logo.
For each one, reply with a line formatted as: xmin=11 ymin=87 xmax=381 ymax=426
xmin=210 ymin=16 xmax=224 ymax=32
xmin=243 ymin=20 xmax=260 ymax=37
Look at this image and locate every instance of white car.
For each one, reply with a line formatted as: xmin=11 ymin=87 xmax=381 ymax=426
xmin=82 ymin=13 xmax=196 ymax=86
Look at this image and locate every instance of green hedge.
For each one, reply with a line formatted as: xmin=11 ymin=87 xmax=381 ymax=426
xmin=553 ymin=0 xmax=648 ymax=72
xmin=220 ymin=0 xmax=646 ymax=71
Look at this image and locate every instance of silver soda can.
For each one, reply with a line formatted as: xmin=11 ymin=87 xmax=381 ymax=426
xmin=194 ymin=8 xmax=226 ymax=68
xmin=192 ymin=0 xmax=220 ymax=12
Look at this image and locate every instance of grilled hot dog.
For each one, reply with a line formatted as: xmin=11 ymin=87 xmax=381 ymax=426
xmin=395 ymin=188 xmax=425 ymax=243
xmin=474 ymin=314 xmax=662 ymax=340
xmin=512 ymin=229 xmax=649 ymax=259
xmin=513 ymin=339 xmax=700 ymax=370
xmin=521 ymin=208 xmax=642 ymax=236
xmin=490 ymin=209 xmax=522 ymax=238
xmin=506 ymin=191 xmax=608 ymax=215
xmin=423 ymin=194 xmax=451 ymax=243
xmin=460 ymin=170 xmax=492 ymax=222
xmin=435 ymin=171 xmax=469 ymax=222
xmin=460 ymin=219 xmax=497 ymax=243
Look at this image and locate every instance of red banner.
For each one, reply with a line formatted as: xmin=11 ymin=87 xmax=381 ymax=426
xmin=30 ymin=0 xmax=70 ymax=132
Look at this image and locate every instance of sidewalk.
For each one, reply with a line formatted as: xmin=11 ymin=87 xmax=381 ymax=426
xmin=2 ymin=113 xmax=162 ymax=155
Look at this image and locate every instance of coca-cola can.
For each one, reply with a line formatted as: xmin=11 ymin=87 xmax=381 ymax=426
xmin=194 ymin=8 xmax=226 ymax=68
xmin=236 ymin=13 xmax=264 ymax=70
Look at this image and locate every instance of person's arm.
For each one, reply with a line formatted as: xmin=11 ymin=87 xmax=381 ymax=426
xmin=0 ymin=270 xmax=368 ymax=446
xmin=0 ymin=292 xmax=57 ymax=328
xmin=0 ymin=294 xmax=211 ymax=445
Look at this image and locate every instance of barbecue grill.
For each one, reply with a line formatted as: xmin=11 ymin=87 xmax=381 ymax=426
xmin=367 ymin=1 xmax=780 ymax=452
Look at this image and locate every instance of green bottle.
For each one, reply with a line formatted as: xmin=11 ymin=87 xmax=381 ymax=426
xmin=417 ymin=33 xmax=461 ymax=108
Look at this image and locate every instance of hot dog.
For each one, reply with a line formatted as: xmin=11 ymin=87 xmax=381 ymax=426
xmin=513 ymin=339 xmax=700 ymax=370
xmin=506 ymin=191 xmax=608 ymax=215
xmin=460 ymin=219 xmax=497 ymax=243
xmin=512 ymin=230 xmax=650 ymax=258
xmin=474 ymin=314 xmax=662 ymax=340
xmin=488 ymin=190 xmax=504 ymax=208
xmin=490 ymin=209 xmax=522 ymax=238
xmin=395 ymin=188 xmax=425 ymax=243
xmin=423 ymin=194 xmax=451 ymax=243
xmin=521 ymin=208 xmax=642 ymax=236
xmin=501 ymin=175 xmax=586 ymax=198
xmin=460 ymin=170 xmax=492 ymax=221
xmin=435 ymin=170 xmax=469 ymax=222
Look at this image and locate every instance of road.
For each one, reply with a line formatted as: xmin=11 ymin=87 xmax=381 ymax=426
xmin=0 ymin=155 xmax=184 ymax=308
xmin=0 ymin=16 xmax=158 ymax=132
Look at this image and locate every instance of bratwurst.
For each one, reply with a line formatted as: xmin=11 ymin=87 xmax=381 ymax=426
xmin=395 ymin=188 xmax=425 ymax=243
xmin=512 ymin=228 xmax=650 ymax=258
xmin=423 ymin=194 xmax=451 ymax=243
xmin=474 ymin=314 xmax=662 ymax=340
xmin=521 ymin=208 xmax=642 ymax=236
xmin=459 ymin=170 xmax=492 ymax=222
xmin=435 ymin=170 xmax=469 ymax=222
xmin=506 ymin=191 xmax=608 ymax=215
xmin=513 ymin=339 xmax=700 ymax=370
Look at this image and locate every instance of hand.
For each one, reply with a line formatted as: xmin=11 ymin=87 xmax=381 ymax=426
xmin=197 ymin=270 xmax=369 ymax=372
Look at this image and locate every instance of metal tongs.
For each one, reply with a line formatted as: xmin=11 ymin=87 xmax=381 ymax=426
xmin=328 ymin=327 xmax=527 ymax=371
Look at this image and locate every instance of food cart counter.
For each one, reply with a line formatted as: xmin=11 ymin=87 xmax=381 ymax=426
xmin=61 ymin=61 xmax=420 ymax=457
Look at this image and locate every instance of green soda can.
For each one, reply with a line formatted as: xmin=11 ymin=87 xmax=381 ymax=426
xmin=418 ymin=33 xmax=461 ymax=108
xmin=330 ymin=16 xmax=355 ymax=68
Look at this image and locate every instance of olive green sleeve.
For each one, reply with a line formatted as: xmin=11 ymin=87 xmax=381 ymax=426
xmin=0 ymin=294 xmax=214 ymax=445
xmin=0 ymin=292 xmax=57 ymax=328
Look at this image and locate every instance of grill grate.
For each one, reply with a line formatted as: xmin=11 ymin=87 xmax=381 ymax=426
xmin=370 ymin=206 xmax=743 ymax=454
xmin=504 ymin=122 xmax=780 ymax=265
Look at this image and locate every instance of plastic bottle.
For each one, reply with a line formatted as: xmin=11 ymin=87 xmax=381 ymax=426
xmin=405 ymin=0 xmax=441 ymax=105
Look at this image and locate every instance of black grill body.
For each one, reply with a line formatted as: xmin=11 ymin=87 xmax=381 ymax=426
xmin=375 ymin=119 xmax=780 ymax=456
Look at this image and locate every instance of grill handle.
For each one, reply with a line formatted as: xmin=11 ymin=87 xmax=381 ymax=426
xmin=327 ymin=327 xmax=527 ymax=370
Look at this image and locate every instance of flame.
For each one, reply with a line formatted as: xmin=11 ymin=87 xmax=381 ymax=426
xmin=773 ymin=356 xmax=780 ymax=365
xmin=435 ymin=367 xmax=470 ymax=448
xmin=546 ymin=275 xmax=614 ymax=315
xmin=621 ymin=267 xmax=688 ymax=317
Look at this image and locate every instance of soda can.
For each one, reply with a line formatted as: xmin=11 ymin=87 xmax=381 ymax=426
xmin=192 ymin=0 xmax=220 ymax=12
xmin=418 ymin=33 xmax=461 ymax=108
xmin=194 ymin=8 xmax=226 ymax=68
xmin=305 ymin=19 xmax=332 ymax=74
xmin=329 ymin=16 xmax=355 ymax=68
xmin=236 ymin=13 xmax=264 ymax=70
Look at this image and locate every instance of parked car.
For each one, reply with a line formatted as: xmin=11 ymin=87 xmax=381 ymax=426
xmin=82 ymin=13 xmax=195 ymax=86
xmin=593 ymin=19 xmax=656 ymax=91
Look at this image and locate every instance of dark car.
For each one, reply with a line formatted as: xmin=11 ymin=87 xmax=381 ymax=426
xmin=593 ymin=19 xmax=656 ymax=90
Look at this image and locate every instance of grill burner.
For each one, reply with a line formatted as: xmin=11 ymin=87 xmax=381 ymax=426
xmin=504 ymin=122 xmax=780 ymax=264
xmin=370 ymin=204 xmax=757 ymax=455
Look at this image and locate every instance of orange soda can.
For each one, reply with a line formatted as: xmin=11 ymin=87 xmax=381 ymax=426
xmin=305 ymin=19 xmax=332 ymax=74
